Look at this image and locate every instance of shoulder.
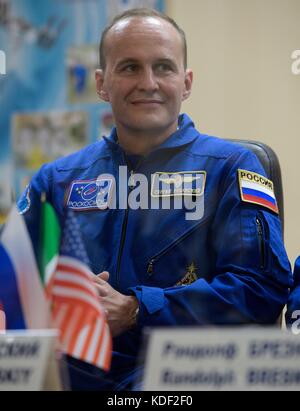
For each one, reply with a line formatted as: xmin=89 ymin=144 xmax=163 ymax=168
xmin=186 ymin=131 xmax=263 ymax=176
xmin=179 ymin=114 xmax=247 ymax=160
xmin=32 ymin=139 xmax=108 ymax=178
xmin=52 ymin=139 xmax=109 ymax=172
xmin=178 ymin=115 xmax=265 ymax=175
xmin=188 ymin=132 xmax=250 ymax=160
xmin=26 ymin=140 xmax=109 ymax=194
xmin=181 ymin=123 xmax=269 ymax=183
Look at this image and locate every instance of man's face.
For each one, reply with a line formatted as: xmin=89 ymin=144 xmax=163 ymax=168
xmin=96 ymin=17 xmax=193 ymax=137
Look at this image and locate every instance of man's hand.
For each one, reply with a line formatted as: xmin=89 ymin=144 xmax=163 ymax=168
xmin=93 ymin=272 xmax=139 ymax=337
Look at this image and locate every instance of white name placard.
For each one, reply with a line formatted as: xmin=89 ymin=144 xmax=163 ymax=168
xmin=0 ymin=330 xmax=58 ymax=391
xmin=142 ymin=327 xmax=300 ymax=391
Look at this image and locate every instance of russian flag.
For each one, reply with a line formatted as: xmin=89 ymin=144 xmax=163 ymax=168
xmin=0 ymin=206 xmax=49 ymax=330
xmin=241 ymin=180 xmax=278 ymax=214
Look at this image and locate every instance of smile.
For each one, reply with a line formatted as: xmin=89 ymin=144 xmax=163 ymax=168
xmin=131 ymin=100 xmax=163 ymax=105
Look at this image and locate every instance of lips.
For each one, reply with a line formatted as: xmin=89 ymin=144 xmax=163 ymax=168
xmin=131 ymin=99 xmax=163 ymax=105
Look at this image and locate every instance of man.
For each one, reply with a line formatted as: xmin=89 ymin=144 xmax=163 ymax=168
xmin=18 ymin=8 xmax=292 ymax=390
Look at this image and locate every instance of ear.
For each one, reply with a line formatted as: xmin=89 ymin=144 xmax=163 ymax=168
xmin=182 ymin=69 xmax=193 ymax=101
xmin=95 ymin=69 xmax=110 ymax=102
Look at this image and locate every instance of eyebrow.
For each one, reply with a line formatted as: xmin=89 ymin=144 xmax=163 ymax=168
xmin=154 ymin=58 xmax=177 ymax=66
xmin=115 ymin=57 xmax=177 ymax=70
xmin=115 ymin=59 xmax=139 ymax=69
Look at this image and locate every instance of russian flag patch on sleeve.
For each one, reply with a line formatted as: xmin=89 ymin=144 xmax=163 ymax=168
xmin=238 ymin=169 xmax=279 ymax=214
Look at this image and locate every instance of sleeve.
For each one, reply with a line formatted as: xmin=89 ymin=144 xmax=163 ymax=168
xmin=129 ymin=149 xmax=293 ymax=327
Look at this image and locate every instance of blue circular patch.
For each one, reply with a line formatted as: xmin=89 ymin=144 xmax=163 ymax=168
xmin=18 ymin=185 xmax=31 ymax=215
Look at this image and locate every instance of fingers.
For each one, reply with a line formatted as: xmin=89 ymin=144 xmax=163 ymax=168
xmin=97 ymin=271 xmax=110 ymax=282
xmin=93 ymin=275 xmax=108 ymax=286
xmin=94 ymin=283 xmax=108 ymax=297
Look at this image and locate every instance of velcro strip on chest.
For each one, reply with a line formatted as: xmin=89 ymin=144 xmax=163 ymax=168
xmin=151 ymin=171 xmax=206 ymax=197
xmin=238 ymin=169 xmax=278 ymax=214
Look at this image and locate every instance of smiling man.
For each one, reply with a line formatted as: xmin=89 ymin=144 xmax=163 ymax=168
xmin=95 ymin=12 xmax=192 ymax=155
xmin=18 ymin=8 xmax=292 ymax=391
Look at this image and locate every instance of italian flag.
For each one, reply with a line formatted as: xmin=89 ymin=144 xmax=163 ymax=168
xmin=38 ymin=200 xmax=61 ymax=296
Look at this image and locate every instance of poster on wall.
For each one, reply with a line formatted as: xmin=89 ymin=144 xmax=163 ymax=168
xmin=67 ymin=46 xmax=99 ymax=105
xmin=12 ymin=111 xmax=88 ymax=191
xmin=0 ymin=0 xmax=165 ymax=223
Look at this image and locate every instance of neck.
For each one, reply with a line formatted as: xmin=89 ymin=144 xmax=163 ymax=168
xmin=115 ymin=123 xmax=178 ymax=155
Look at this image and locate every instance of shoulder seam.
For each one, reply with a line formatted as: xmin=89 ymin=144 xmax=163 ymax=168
xmin=54 ymin=141 xmax=110 ymax=172
xmin=182 ymin=146 xmax=246 ymax=160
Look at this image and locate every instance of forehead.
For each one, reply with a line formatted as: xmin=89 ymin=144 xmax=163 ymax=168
xmin=104 ymin=17 xmax=183 ymax=64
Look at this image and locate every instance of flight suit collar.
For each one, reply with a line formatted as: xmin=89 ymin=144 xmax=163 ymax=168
xmin=103 ymin=114 xmax=199 ymax=154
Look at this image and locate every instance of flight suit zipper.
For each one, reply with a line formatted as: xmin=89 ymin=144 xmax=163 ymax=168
xmin=256 ymin=216 xmax=266 ymax=269
xmin=116 ymin=208 xmax=129 ymax=287
xmin=147 ymin=218 xmax=209 ymax=276
xmin=115 ymin=155 xmax=145 ymax=288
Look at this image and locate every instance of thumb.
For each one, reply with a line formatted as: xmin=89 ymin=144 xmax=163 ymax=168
xmin=97 ymin=271 xmax=110 ymax=282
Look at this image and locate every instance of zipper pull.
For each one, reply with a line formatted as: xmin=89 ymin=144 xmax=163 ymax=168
xmin=129 ymin=170 xmax=135 ymax=189
xmin=256 ymin=217 xmax=265 ymax=269
xmin=256 ymin=217 xmax=262 ymax=233
xmin=147 ymin=259 xmax=155 ymax=275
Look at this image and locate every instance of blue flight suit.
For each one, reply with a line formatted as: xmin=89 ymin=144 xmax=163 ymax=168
xmin=18 ymin=114 xmax=292 ymax=390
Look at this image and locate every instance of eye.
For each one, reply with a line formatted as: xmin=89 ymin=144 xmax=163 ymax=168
xmin=122 ymin=64 xmax=138 ymax=73
xmin=155 ymin=63 xmax=174 ymax=73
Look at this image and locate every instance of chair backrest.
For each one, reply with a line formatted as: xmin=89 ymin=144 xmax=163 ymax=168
xmin=229 ymin=139 xmax=284 ymax=234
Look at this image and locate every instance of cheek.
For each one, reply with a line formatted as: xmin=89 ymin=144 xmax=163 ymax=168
xmin=109 ymin=82 xmax=135 ymax=102
xmin=165 ymin=88 xmax=185 ymax=107
xmin=162 ymin=81 xmax=185 ymax=98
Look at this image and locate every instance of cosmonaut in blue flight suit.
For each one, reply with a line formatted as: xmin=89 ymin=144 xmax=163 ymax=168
xmin=18 ymin=113 xmax=292 ymax=389
xmin=18 ymin=9 xmax=292 ymax=390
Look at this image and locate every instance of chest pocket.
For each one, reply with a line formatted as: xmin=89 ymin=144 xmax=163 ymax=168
xmin=133 ymin=216 xmax=213 ymax=289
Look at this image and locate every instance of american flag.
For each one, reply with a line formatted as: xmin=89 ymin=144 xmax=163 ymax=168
xmin=49 ymin=211 xmax=112 ymax=371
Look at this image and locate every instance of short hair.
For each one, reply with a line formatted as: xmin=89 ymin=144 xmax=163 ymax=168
xmin=99 ymin=8 xmax=187 ymax=70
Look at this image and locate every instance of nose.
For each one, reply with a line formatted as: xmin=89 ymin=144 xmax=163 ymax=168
xmin=137 ymin=68 xmax=159 ymax=92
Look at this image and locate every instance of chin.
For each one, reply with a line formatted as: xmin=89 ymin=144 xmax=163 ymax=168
xmin=127 ymin=114 xmax=170 ymax=129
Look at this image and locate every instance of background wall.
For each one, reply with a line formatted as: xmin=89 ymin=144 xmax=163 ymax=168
xmin=166 ymin=0 xmax=300 ymax=265
xmin=0 ymin=0 xmax=165 ymax=223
